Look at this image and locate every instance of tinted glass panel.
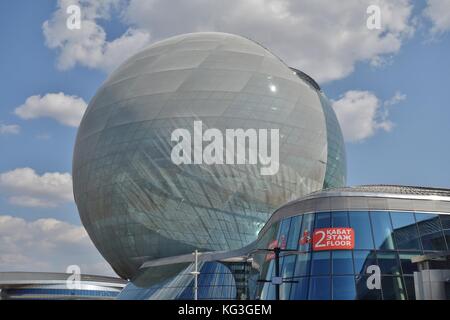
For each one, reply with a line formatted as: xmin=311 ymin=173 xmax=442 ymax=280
xmin=403 ymin=275 xmax=416 ymax=300
xmin=353 ymin=250 xmax=377 ymax=275
xmin=315 ymin=212 xmax=331 ymax=228
xmin=332 ymin=211 xmax=349 ymax=227
xmin=332 ymin=250 xmax=354 ymax=275
xmin=370 ymin=212 xmax=395 ymax=250
xmin=294 ymin=252 xmax=311 ymax=276
xmin=381 ymin=276 xmax=406 ymax=300
xmin=278 ymin=218 xmax=292 ymax=248
xmin=290 ymin=277 xmax=309 ymax=300
xmin=444 ymin=230 xmax=450 ymax=250
xmin=390 ymin=212 xmax=421 ymax=250
xmin=310 ymin=251 xmax=330 ymax=276
xmin=308 ymin=276 xmax=330 ymax=300
xmin=377 ymin=252 xmax=401 ymax=275
xmin=440 ymin=214 xmax=450 ymax=229
xmin=349 ymin=212 xmax=374 ymax=250
xmin=286 ymin=215 xmax=302 ymax=250
xmin=298 ymin=214 xmax=314 ymax=252
xmin=415 ymin=213 xmax=447 ymax=251
xmin=281 ymin=255 xmax=296 ymax=279
xmin=355 ymin=275 xmax=382 ymax=300
xmin=398 ymin=252 xmax=420 ymax=275
xmin=332 ymin=275 xmax=356 ymax=300
xmin=280 ymin=283 xmax=292 ymax=301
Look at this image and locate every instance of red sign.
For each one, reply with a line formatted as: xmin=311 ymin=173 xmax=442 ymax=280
xmin=312 ymin=228 xmax=354 ymax=251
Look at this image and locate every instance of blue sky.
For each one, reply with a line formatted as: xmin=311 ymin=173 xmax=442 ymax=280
xmin=0 ymin=0 xmax=449 ymax=276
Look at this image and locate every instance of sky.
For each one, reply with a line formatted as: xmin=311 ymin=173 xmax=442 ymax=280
xmin=0 ymin=0 xmax=449 ymax=277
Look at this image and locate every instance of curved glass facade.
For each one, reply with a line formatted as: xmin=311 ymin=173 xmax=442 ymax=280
xmin=118 ymin=261 xmax=236 ymax=300
xmin=318 ymin=93 xmax=347 ymax=189
xmin=73 ymin=32 xmax=347 ymax=279
xmin=254 ymin=210 xmax=450 ymax=300
xmin=119 ymin=210 xmax=450 ymax=300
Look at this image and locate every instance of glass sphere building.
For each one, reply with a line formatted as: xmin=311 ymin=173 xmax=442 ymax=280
xmin=72 ymin=32 xmax=346 ymax=279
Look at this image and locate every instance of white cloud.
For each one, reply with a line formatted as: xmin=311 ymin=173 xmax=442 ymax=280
xmin=122 ymin=0 xmax=415 ymax=82
xmin=0 ymin=168 xmax=73 ymax=208
xmin=15 ymin=92 xmax=87 ymax=127
xmin=42 ymin=0 xmax=415 ymax=82
xmin=0 ymin=124 xmax=20 ymax=135
xmin=332 ymin=90 xmax=405 ymax=142
xmin=43 ymin=0 xmax=151 ymax=72
xmin=424 ymin=0 xmax=450 ymax=34
xmin=0 ymin=215 xmax=116 ymax=276
xmin=384 ymin=91 xmax=406 ymax=106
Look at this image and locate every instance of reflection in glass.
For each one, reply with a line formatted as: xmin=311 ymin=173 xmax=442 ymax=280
xmin=332 ymin=250 xmax=354 ymax=275
xmin=308 ymin=276 xmax=330 ymax=300
xmin=332 ymin=211 xmax=349 ymax=227
xmin=381 ymin=276 xmax=406 ymax=300
xmin=398 ymin=252 xmax=420 ymax=275
xmin=286 ymin=215 xmax=302 ymax=250
xmin=332 ymin=276 xmax=356 ymax=300
xmin=370 ymin=212 xmax=395 ymax=250
xmin=277 ymin=218 xmax=292 ymax=247
xmin=290 ymin=277 xmax=309 ymax=300
xmin=349 ymin=211 xmax=374 ymax=249
xmin=310 ymin=251 xmax=330 ymax=276
xmin=315 ymin=212 xmax=331 ymax=228
xmin=353 ymin=250 xmax=377 ymax=275
xmin=281 ymin=255 xmax=296 ymax=279
xmin=293 ymin=252 xmax=311 ymax=276
xmin=390 ymin=212 xmax=421 ymax=250
xmin=440 ymin=214 xmax=450 ymax=229
xmin=298 ymin=214 xmax=314 ymax=252
xmin=403 ymin=275 xmax=416 ymax=300
xmin=355 ymin=275 xmax=382 ymax=300
xmin=377 ymin=252 xmax=401 ymax=275
xmin=415 ymin=213 xmax=447 ymax=251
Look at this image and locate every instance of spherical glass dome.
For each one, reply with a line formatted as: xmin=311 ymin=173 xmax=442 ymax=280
xmin=73 ymin=32 xmax=346 ymax=279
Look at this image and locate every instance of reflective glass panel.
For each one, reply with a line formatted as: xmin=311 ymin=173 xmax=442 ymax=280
xmin=403 ymin=275 xmax=416 ymax=300
xmin=298 ymin=214 xmax=314 ymax=252
xmin=355 ymin=275 xmax=382 ymax=300
xmin=332 ymin=211 xmax=349 ymax=228
xmin=440 ymin=214 xmax=450 ymax=229
xmin=381 ymin=276 xmax=407 ymax=300
xmin=353 ymin=250 xmax=377 ymax=275
xmin=289 ymin=277 xmax=309 ymax=300
xmin=280 ymin=283 xmax=292 ymax=301
xmin=310 ymin=251 xmax=330 ymax=276
xmin=308 ymin=276 xmax=331 ymax=300
xmin=332 ymin=250 xmax=354 ymax=275
xmin=278 ymin=218 xmax=292 ymax=247
xmin=293 ymin=252 xmax=311 ymax=276
xmin=281 ymin=254 xmax=296 ymax=279
xmin=315 ymin=212 xmax=331 ymax=228
xmin=390 ymin=212 xmax=421 ymax=250
xmin=415 ymin=213 xmax=447 ymax=251
xmin=377 ymin=252 xmax=401 ymax=275
xmin=286 ymin=215 xmax=302 ymax=250
xmin=349 ymin=211 xmax=375 ymax=250
xmin=332 ymin=275 xmax=356 ymax=300
xmin=370 ymin=211 xmax=395 ymax=250
xmin=398 ymin=252 xmax=420 ymax=275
